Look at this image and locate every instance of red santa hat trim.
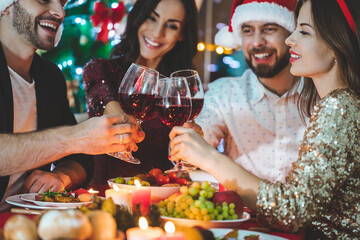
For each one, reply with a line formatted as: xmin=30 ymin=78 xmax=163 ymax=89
xmin=215 ymin=0 xmax=297 ymax=49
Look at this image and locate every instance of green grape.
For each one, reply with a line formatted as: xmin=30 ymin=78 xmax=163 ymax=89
xmin=199 ymin=190 xmax=207 ymax=198
xmin=158 ymin=200 xmax=165 ymax=208
xmin=201 ymin=181 xmax=211 ymax=190
xmin=210 ymin=214 xmax=215 ymax=220
xmin=222 ymin=202 xmax=228 ymax=207
xmin=232 ymin=214 xmax=238 ymax=220
xmin=208 ymin=186 xmax=216 ymax=194
xmin=216 ymin=205 xmax=222 ymax=211
xmin=229 ymin=208 xmax=235 ymax=215
xmin=217 ymin=215 xmax=224 ymax=220
xmin=191 ymin=182 xmax=201 ymax=189
xmin=159 ymin=208 xmax=166 ymax=215
xmin=176 ymin=206 xmax=182 ymax=213
xmin=184 ymin=209 xmax=191 ymax=216
xmin=192 ymin=207 xmax=200 ymax=215
xmin=181 ymin=202 xmax=188 ymax=210
xmin=194 ymin=200 xmax=202 ymax=207
xmin=229 ymin=203 xmax=235 ymax=209
xmin=203 ymin=214 xmax=211 ymax=221
xmin=189 ymin=187 xmax=198 ymax=197
xmin=213 ymin=209 xmax=219 ymax=216
xmin=186 ymin=197 xmax=194 ymax=205
xmin=179 ymin=212 xmax=186 ymax=218
xmin=196 ymin=214 xmax=202 ymax=221
xmin=180 ymin=186 xmax=189 ymax=194
xmin=198 ymin=196 xmax=206 ymax=202
xmin=222 ymin=205 xmax=229 ymax=212
xmin=222 ymin=211 xmax=229 ymax=218
xmin=206 ymin=191 xmax=213 ymax=199
xmin=114 ymin=176 xmax=125 ymax=184
xmin=207 ymin=204 xmax=214 ymax=213
xmin=200 ymin=208 xmax=208 ymax=215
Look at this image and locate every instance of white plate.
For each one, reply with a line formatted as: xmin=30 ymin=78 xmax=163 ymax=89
xmin=211 ymin=228 xmax=288 ymax=240
xmin=108 ymin=177 xmax=181 ymax=203
xmin=160 ymin=212 xmax=250 ymax=228
xmin=5 ymin=194 xmax=68 ymax=210
xmin=19 ymin=193 xmax=91 ymax=208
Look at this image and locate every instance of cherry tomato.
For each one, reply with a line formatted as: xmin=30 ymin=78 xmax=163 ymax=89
xmin=166 ymin=172 xmax=178 ymax=182
xmin=155 ymin=174 xmax=170 ymax=186
xmin=149 ymin=168 xmax=163 ymax=178
xmin=176 ymin=178 xmax=188 ymax=186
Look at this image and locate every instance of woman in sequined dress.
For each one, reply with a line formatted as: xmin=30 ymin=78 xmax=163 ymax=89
xmin=169 ymin=0 xmax=360 ymax=238
xmin=82 ymin=0 xmax=198 ymax=183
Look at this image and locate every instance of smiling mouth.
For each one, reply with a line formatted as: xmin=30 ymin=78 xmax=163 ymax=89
xmin=144 ymin=36 xmax=161 ymax=47
xmin=290 ymin=54 xmax=301 ymax=59
xmin=39 ymin=21 xmax=59 ymax=33
xmin=253 ymin=52 xmax=272 ymax=60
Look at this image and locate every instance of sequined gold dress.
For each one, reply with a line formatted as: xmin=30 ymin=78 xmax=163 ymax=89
xmin=257 ymin=89 xmax=360 ymax=239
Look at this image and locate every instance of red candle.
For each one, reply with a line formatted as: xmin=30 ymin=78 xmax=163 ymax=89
xmin=159 ymin=222 xmax=185 ymax=240
xmin=132 ymin=180 xmax=151 ymax=215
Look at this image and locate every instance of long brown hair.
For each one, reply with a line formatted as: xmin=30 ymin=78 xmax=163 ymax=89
xmin=109 ymin=0 xmax=198 ymax=77
xmin=291 ymin=0 xmax=360 ymax=121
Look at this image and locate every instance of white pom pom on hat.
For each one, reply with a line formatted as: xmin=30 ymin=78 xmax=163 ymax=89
xmin=1 ymin=0 xmax=63 ymax=46
xmin=215 ymin=0 xmax=297 ymax=49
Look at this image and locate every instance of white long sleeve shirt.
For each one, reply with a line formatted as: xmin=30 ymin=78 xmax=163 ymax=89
xmin=196 ymin=69 xmax=306 ymax=182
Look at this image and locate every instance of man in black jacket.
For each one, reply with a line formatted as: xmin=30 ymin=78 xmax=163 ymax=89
xmin=0 ymin=0 xmax=140 ymax=211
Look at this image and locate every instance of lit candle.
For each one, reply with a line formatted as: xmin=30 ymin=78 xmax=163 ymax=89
xmin=88 ymin=188 xmax=99 ymax=196
xmin=159 ymin=222 xmax=185 ymax=240
xmin=105 ymin=185 xmax=132 ymax=212
xmin=132 ymin=179 xmax=151 ymax=215
xmin=127 ymin=217 xmax=164 ymax=240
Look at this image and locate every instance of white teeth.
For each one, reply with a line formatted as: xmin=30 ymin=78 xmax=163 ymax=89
xmin=291 ymin=54 xmax=301 ymax=59
xmin=144 ymin=37 xmax=160 ymax=47
xmin=39 ymin=22 xmax=57 ymax=30
xmin=254 ymin=53 xmax=270 ymax=59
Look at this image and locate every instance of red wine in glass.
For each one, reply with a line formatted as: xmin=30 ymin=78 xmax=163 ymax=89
xmin=189 ymin=98 xmax=204 ymax=121
xmin=156 ymin=101 xmax=192 ymax=128
xmin=119 ymin=93 xmax=157 ymax=121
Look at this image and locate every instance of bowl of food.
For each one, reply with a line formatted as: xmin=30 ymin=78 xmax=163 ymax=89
xmin=107 ymin=169 xmax=190 ymax=203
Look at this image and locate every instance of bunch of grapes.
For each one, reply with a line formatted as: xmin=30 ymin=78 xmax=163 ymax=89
xmin=158 ymin=181 xmax=239 ymax=221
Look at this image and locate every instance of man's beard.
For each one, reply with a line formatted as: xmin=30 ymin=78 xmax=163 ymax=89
xmin=12 ymin=1 xmax=55 ymax=50
xmin=245 ymin=47 xmax=290 ymax=78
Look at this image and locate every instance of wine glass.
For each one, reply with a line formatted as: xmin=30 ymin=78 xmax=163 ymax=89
xmin=107 ymin=63 xmax=159 ymax=164
xmin=155 ymin=77 xmax=192 ymax=173
xmin=170 ymin=69 xmax=204 ymax=171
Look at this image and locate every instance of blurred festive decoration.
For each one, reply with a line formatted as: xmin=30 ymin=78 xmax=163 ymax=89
xmin=40 ymin=0 xmax=136 ymax=113
xmin=91 ymin=1 xmax=125 ymax=43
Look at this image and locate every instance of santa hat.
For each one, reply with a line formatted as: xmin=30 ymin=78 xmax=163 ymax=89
xmin=215 ymin=0 xmax=297 ymax=49
xmin=0 ymin=0 xmax=63 ymax=46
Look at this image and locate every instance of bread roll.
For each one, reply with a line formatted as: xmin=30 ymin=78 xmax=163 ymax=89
xmin=4 ymin=215 xmax=37 ymax=240
xmin=38 ymin=209 xmax=92 ymax=240
xmin=87 ymin=210 xmax=117 ymax=240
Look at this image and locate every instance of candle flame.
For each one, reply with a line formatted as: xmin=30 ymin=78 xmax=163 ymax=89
xmin=134 ymin=179 xmax=141 ymax=187
xmin=139 ymin=217 xmax=148 ymax=230
xmin=113 ymin=185 xmax=120 ymax=191
xmin=164 ymin=221 xmax=175 ymax=234
xmin=88 ymin=188 xmax=98 ymax=194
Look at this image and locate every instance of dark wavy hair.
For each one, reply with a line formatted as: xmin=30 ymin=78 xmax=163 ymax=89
xmin=290 ymin=0 xmax=360 ymax=121
xmin=109 ymin=0 xmax=198 ymax=76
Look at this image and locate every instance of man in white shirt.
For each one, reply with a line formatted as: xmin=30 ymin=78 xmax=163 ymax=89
xmin=0 ymin=0 xmax=140 ymax=211
xmin=196 ymin=0 xmax=306 ymax=182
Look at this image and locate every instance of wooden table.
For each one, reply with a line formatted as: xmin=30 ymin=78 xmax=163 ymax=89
xmin=0 ymin=184 xmax=305 ymax=239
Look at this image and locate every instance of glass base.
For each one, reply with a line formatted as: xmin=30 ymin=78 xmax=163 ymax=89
xmin=107 ymin=151 xmax=140 ymax=164
xmin=165 ymin=161 xmax=197 ymax=173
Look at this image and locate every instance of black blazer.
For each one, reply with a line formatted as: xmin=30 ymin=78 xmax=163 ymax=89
xmin=0 ymin=44 xmax=93 ymax=202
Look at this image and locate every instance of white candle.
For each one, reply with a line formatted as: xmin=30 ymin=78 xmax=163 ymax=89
xmin=105 ymin=186 xmax=132 ymax=212
xmin=127 ymin=217 xmax=164 ymax=240
xmin=159 ymin=222 xmax=185 ymax=240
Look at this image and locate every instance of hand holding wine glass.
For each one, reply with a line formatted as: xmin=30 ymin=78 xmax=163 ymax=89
xmin=108 ymin=63 xmax=159 ymax=164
